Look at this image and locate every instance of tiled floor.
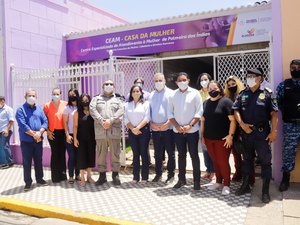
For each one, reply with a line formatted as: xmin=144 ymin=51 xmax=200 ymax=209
xmin=0 ymin=166 xmax=250 ymax=225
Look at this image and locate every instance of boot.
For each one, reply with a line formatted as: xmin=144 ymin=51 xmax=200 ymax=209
xmin=96 ymin=172 xmax=107 ymax=186
xmin=279 ymin=172 xmax=290 ymax=192
xmin=112 ymin=172 xmax=121 ymax=185
xmin=262 ymin=178 xmax=271 ymax=203
xmin=235 ymin=176 xmax=251 ymax=196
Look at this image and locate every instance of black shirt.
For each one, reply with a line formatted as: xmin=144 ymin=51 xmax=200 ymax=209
xmin=203 ymin=96 xmax=233 ymax=140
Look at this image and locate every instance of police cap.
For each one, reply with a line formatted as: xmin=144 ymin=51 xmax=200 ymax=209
xmin=246 ymin=68 xmax=263 ymax=76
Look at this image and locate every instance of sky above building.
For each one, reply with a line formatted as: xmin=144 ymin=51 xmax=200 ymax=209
xmin=88 ymin=0 xmax=267 ymax=22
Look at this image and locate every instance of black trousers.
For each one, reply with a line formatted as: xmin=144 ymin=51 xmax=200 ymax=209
xmin=48 ymin=129 xmax=67 ymax=182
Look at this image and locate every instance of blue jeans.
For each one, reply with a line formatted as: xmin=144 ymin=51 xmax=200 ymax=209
xmin=66 ymin=134 xmax=79 ymax=178
xmin=152 ymin=129 xmax=175 ymax=176
xmin=174 ymin=131 xmax=200 ymax=182
xmin=0 ymin=130 xmax=13 ymax=164
xmin=129 ymin=125 xmax=151 ymax=181
xmin=20 ymin=141 xmax=44 ymax=185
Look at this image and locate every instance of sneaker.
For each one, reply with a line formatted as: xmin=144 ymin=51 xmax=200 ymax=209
xmin=201 ymin=172 xmax=211 ymax=179
xmin=24 ymin=183 xmax=31 ymax=192
xmin=37 ymin=179 xmax=49 ymax=186
xmin=222 ymin=186 xmax=230 ymax=195
xmin=0 ymin=164 xmax=9 ymax=169
xmin=8 ymin=163 xmax=14 ymax=168
xmin=173 ymin=180 xmax=186 ymax=189
xmin=207 ymin=183 xmax=223 ymax=190
xmin=152 ymin=175 xmax=162 ymax=182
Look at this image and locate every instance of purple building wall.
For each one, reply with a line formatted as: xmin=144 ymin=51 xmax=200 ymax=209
xmin=2 ymin=0 xmax=128 ymax=168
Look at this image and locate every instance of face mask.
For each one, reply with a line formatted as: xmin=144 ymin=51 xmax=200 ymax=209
xmin=81 ymin=102 xmax=89 ymax=107
xmin=27 ymin=96 xmax=36 ymax=105
xmin=208 ymin=90 xmax=220 ymax=98
xmin=246 ymin=77 xmax=257 ymax=88
xmin=155 ymin=81 xmax=165 ymax=92
xmin=132 ymin=92 xmax=141 ymax=101
xmin=200 ymin=80 xmax=209 ymax=88
xmin=228 ymin=85 xmax=237 ymax=94
xmin=177 ymin=81 xmax=188 ymax=90
xmin=291 ymin=70 xmax=300 ymax=79
xmin=104 ymin=85 xmax=114 ymax=93
xmin=69 ymin=96 xmax=77 ymax=102
xmin=52 ymin=95 xmax=60 ymax=102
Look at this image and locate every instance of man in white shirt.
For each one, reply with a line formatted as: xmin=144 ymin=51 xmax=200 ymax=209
xmin=0 ymin=96 xmax=14 ymax=169
xmin=168 ymin=72 xmax=203 ymax=190
xmin=149 ymin=73 xmax=175 ymax=183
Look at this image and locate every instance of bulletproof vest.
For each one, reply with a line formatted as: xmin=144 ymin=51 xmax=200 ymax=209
xmin=283 ymin=79 xmax=300 ymax=121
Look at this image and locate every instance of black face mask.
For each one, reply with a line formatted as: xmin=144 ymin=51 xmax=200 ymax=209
xmin=69 ymin=96 xmax=77 ymax=102
xmin=228 ymin=85 xmax=237 ymax=94
xmin=291 ymin=70 xmax=300 ymax=79
xmin=208 ymin=90 xmax=220 ymax=98
xmin=81 ymin=102 xmax=89 ymax=107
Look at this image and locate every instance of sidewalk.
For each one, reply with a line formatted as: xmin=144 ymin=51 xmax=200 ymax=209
xmin=0 ymin=151 xmax=299 ymax=225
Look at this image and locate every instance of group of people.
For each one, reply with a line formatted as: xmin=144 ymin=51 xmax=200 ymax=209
xmin=1 ymin=59 xmax=300 ymax=204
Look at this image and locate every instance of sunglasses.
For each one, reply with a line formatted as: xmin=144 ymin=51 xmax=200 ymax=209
xmin=104 ymin=83 xmax=114 ymax=86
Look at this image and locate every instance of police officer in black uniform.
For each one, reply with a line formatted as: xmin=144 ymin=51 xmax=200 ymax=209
xmin=232 ymin=68 xmax=278 ymax=203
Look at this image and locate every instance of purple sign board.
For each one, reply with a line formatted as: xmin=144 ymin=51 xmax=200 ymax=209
xmin=66 ymin=10 xmax=272 ymax=63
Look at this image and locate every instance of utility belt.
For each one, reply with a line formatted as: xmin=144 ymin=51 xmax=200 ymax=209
xmin=250 ymin=122 xmax=269 ymax=132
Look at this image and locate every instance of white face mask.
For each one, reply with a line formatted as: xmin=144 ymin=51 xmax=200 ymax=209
xmin=177 ymin=81 xmax=188 ymax=90
xmin=155 ymin=81 xmax=165 ymax=92
xmin=104 ymin=85 xmax=114 ymax=93
xmin=200 ymin=80 xmax=209 ymax=88
xmin=27 ymin=96 xmax=36 ymax=105
xmin=246 ymin=77 xmax=257 ymax=88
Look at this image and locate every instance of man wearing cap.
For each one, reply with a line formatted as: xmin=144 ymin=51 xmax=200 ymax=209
xmin=276 ymin=59 xmax=300 ymax=192
xmin=90 ymin=80 xmax=124 ymax=186
xmin=232 ymin=68 xmax=278 ymax=203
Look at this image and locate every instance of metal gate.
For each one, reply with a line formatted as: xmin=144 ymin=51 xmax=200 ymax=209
xmin=216 ymin=50 xmax=270 ymax=86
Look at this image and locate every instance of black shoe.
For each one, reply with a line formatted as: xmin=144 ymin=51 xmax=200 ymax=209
xmin=152 ymin=175 xmax=162 ymax=182
xmin=262 ymin=193 xmax=270 ymax=203
xmin=194 ymin=182 xmax=201 ymax=190
xmin=235 ymin=176 xmax=251 ymax=196
xmin=24 ymin=183 xmax=31 ymax=192
xmin=96 ymin=172 xmax=107 ymax=186
xmin=8 ymin=163 xmax=14 ymax=168
xmin=112 ymin=172 xmax=121 ymax=185
xmin=37 ymin=179 xmax=49 ymax=186
xmin=173 ymin=180 xmax=186 ymax=189
xmin=165 ymin=175 xmax=174 ymax=184
xmin=279 ymin=172 xmax=290 ymax=192
xmin=0 ymin=164 xmax=9 ymax=169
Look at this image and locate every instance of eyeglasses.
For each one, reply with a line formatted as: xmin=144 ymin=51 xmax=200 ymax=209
xmin=104 ymin=83 xmax=113 ymax=86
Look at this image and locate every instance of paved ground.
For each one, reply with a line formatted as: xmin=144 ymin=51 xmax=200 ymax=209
xmin=0 ymin=150 xmax=299 ymax=225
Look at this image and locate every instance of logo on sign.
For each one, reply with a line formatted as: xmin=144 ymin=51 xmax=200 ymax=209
xmin=241 ymin=28 xmax=255 ymax=38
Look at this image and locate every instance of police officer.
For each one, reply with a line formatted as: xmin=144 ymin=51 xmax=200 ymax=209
xmin=232 ymin=68 xmax=278 ymax=203
xmin=90 ymin=80 xmax=124 ymax=186
xmin=276 ymin=59 xmax=300 ymax=192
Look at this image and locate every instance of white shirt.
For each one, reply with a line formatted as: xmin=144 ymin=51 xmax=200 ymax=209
xmin=149 ymin=87 xmax=174 ymax=131
xmin=124 ymin=101 xmax=150 ymax=127
xmin=168 ymin=87 xmax=203 ymax=133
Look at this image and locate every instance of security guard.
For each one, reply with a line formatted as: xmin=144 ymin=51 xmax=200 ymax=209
xmin=276 ymin=59 xmax=300 ymax=192
xmin=232 ymin=68 xmax=278 ymax=203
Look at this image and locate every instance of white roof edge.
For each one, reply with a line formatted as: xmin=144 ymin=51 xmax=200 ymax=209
xmin=66 ymin=2 xmax=271 ymax=40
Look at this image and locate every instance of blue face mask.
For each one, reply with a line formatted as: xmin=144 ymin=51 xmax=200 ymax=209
xmin=52 ymin=95 xmax=60 ymax=101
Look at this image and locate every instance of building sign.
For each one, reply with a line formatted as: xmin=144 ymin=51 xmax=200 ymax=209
xmin=66 ymin=9 xmax=271 ymax=63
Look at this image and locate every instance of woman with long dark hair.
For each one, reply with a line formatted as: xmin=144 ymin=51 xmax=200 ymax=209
xmin=73 ymin=93 xmax=96 ymax=187
xmin=124 ymin=85 xmax=151 ymax=183
xmin=63 ymin=88 xmax=80 ymax=184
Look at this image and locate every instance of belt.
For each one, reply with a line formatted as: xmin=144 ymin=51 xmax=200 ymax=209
xmin=251 ymin=123 xmax=268 ymax=132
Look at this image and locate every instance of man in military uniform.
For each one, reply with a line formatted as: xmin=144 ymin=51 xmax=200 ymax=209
xmin=276 ymin=59 xmax=300 ymax=192
xmin=90 ymin=80 xmax=124 ymax=186
xmin=232 ymin=68 xmax=278 ymax=203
